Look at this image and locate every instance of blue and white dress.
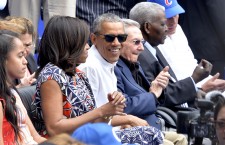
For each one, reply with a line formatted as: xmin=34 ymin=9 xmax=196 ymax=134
xmin=33 ymin=63 xmax=164 ymax=145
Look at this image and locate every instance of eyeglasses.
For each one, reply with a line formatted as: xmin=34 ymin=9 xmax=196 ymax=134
xmin=132 ymin=40 xmax=145 ymax=45
xmin=214 ymin=120 xmax=225 ymax=129
xmin=96 ymin=33 xmax=128 ymax=43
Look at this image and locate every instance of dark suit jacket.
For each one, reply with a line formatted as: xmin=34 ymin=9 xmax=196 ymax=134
xmin=138 ymin=45 xmax=197 ymax=109
xmin=115 ymin=59 xmax=161 ymax=129
xmin=26 ymin=53 xmax=38 ymax=74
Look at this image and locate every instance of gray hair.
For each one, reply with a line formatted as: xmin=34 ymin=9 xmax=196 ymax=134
xmin=122 ymin=18 xmax=140 ymax=30
xmin=92 ymin=13 xmax=123 ymax=33
xmin=129 ymin=2 xmax=165 ymax=27
xmin=122 ymin=19 xmax=140 ymax=34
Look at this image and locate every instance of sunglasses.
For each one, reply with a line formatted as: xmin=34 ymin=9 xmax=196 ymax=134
xmin=96 ymin=33 xmax=128 ymax=43
xmin=133 ymin=40 xmax=145 ymax=45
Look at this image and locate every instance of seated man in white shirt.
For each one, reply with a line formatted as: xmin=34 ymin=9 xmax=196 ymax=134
xmin=78 ymin=13 xmax=158 ymax=128
xmin=148 ymin=0 xmax=225 ymax=93
xmin=79 ymin=13 xmax=187 ymax=145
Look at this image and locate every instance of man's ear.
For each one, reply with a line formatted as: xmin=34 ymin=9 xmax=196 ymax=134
xmin=144 ymin=22 xmax=151 ymax=34
xmin=90 ymin=33 xmax=97 ymax=45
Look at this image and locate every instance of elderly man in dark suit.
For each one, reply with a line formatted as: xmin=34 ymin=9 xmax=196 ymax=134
xmin=129 ymin=2 xmax=212 ymax=111
xmin=114 ymin=18 xmax=187 ymax=145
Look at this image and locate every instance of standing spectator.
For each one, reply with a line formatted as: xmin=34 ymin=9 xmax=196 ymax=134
xmin=8 ymin=0 xmax=76 ymax=28
xmin=76 ymin=0 xmax=144 ymax=32
xmin=8 ymin=0 xmax=76 ymax=53
xmin=178 ymin=0 xmax=225 ymax=78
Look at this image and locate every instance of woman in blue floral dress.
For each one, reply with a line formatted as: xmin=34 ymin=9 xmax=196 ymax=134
xmin=32 ymin=16 xmax=164 ymax=145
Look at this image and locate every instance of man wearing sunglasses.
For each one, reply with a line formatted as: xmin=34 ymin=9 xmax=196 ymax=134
xmin=130 ymin=2 xmax=213 ymax=111
xmin=79 ymin=12 xmax=169 ymax=129
xmin=79 ymin=13 xmax=187 ymax=144
xmin=79 ymin=13 xmax=169 ymax=144
xmin=79 ymin=13 xmax=154 ymax=127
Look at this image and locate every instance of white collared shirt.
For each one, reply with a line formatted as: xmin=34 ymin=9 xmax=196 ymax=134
xmin=78 ymin=45 xmax=117 ymax=107
xmin=158 ymin=24 xmax=212 ymax=87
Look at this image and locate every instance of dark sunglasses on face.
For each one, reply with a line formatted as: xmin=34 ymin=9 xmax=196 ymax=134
xmin=96 ymin=33 xmax=128 ymax=43
xmin=133 ymin=40 xmax=145 ymax=45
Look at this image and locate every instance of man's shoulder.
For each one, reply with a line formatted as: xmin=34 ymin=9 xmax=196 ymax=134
xmin=138 ymin=50 xmax=156 ymax=65
xmin=115 ymin=58 xmax=127 ymax=68
xmin=78 ymin=60 xmax=99 ymax=72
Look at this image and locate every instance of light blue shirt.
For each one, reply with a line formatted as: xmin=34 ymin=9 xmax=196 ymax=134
xmin=144 ymin=41 xmax=158 ymax=60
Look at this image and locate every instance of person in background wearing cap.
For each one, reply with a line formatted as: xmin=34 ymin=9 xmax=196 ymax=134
xmin=130 ymin=2 xmax=212 ymax=111
xmin=148 ymin=0 xmax=225 ymax=94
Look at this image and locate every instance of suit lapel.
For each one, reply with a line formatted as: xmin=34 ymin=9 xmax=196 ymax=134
xmin=117 ymin=59 xmax=147 ymax=92
xmin=138 ymin=66 xmax=151 ymax=88
xmin=155 ymin=47 xmax=178 ymax=81
xmin=26 ymin=54 xmax=38 ymax=74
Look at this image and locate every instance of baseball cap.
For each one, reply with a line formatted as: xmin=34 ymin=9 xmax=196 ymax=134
xmin=147 ymin=0 xmax=185 ymax=18
xmin=71 ymin=123 xmax=122 ymax=145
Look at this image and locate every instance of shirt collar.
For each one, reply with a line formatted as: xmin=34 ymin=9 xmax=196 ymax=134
xmin=120 ymin=56 xmax=140 ymax=69
xmin=144 ymin=41 xmax=158 ymax=60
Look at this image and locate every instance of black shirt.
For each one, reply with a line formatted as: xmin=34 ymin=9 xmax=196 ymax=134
xmin=120 ymin=56 xmax=149 ymax=91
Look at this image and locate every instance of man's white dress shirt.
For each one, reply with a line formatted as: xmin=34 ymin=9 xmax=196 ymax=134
xmin=78 ymin=45 xmax=117 ymax=107
xmin=158 ymin=24 xmax=211 ymax=87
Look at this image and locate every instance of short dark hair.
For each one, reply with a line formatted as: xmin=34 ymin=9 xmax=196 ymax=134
xmin=92 ymin=13 xmax=123 ymax=34
xmin=37 ymin=16 xmax=90 ymax=76
xmin=129 ymin=2 xmax=164 ymax=31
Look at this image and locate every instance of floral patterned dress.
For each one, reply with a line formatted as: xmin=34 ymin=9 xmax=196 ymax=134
xmin=32 ymin=63 xmax=164 ymax=145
